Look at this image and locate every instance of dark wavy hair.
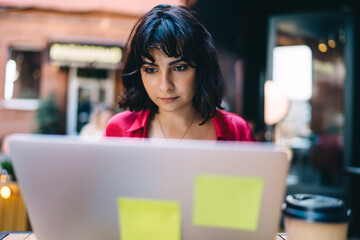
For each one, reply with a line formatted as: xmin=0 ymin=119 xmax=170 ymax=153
xmin=119 ymin=4 xmax=223 ymax=125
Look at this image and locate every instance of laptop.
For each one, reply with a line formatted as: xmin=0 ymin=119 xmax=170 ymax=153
xmin=8 ymin=134 xmax=289 ymax=240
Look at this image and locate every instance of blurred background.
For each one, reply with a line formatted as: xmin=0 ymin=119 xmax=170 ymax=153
xmin=0 ymin=0 xmax=359 ymax=237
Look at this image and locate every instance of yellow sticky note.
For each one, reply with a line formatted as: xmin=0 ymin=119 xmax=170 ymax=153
xmin=118 ymin=198 xmax=181 ymax=240
xmin=193 ymin=174 xmax=263 ymax=231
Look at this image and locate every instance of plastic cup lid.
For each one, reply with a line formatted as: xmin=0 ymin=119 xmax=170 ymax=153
xmin=283 ymin=194 xmax=351 ymax=223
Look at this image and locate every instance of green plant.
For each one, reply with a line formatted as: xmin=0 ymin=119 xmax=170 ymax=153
xmin=1 ymin=158 xmax=16 ymax=181
xmin=35 ymin=92 xmax=61 ymax=134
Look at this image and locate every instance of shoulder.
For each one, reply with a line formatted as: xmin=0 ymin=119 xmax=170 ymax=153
xmin=80 ymin=123 xmax=104 ymax=139
xmin=108 ymin=110 xmax=141 ymax=124
xmin=215 ymin=110 xmax=250 ymax=129
xmin=213 ymin=110 xmax=254 ymax=141
xmin=104 ymin=110 xmax=146 ymax=137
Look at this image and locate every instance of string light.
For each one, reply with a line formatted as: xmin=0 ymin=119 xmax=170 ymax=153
xmin=0 ymin=169 xmax=10 ymax=183
xmin=0 ymin=175 xmax=7 ymax=183
xmin=328 ymin=39 xmax=336 ymax=48
xmin=0 ymin=169 xmax=13 ymax=199
xmin=339 ymin=35 xmax=346 ymax=43
xmin=0 ymin=186 xmax=11 ymax=199
xmin=318 ymin=43 xmax=328 ymax=53
xmin=339 ymin=28 xmax=346 ymax=43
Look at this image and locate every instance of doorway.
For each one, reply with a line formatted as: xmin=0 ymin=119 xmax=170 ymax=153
xmin=66 ymin=67 xmax=115 ymax=135
xmin=265 ymin=8 xmax=355 ymax=215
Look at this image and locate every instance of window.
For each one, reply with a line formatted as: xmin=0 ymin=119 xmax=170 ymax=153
xmin=3 ymin=47 xmax=42 ymax=110
xmin=265 ymin=11 xmax=352 ymax=200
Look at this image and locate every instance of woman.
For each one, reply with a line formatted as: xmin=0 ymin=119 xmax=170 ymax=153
xmin=104 ymin=4 xmax=253 ymax=141
xmin=80 ymin=105 xmax=114 ymax=140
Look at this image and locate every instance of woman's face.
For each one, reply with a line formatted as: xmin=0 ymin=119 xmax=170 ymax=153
xmin=140 ymin=49 xmax=196 ymax=114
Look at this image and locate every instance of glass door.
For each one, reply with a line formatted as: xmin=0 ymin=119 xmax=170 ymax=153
xmin=66 ymin=68 xmax=115 ymax=135
xmin=265 ymin=11 xmax=354 ymax=204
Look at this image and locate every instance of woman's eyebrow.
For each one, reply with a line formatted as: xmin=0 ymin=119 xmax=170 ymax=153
xmin=142 ymin=58 xmax=186 ymax=67
xmin=141 ymin=61 xmax=158 ymax=66
xmin=169 ymin=58 xmax=185 ymax=66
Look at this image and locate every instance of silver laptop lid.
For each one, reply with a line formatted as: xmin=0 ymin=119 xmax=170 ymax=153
xmin=9 ymin=134 xmax=289 ymax=240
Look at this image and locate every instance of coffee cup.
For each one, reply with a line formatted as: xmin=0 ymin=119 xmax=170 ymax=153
xmin=282 ymin=194 xmax=351 ymax=240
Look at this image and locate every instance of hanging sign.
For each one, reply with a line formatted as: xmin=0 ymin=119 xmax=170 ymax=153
xmin=49 ymin=43 xmax=122 ymax=69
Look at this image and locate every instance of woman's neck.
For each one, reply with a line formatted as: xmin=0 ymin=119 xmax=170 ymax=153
xmin=147 ymin=107 xmax=217 ymax=140
xmin=154 ymin=107 xmax=200 ymax=140
xmin=157 ymin=108 xmax=198 ymax=127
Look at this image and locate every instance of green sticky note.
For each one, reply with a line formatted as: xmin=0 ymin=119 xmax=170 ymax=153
xmin=193 ymin=174 xmax=263 ymax=231
xmin=118 ymin=198 xmax=181 ymax=240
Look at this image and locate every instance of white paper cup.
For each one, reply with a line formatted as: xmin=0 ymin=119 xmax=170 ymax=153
xmin=283 ymin=194 xmax=351 ymax=240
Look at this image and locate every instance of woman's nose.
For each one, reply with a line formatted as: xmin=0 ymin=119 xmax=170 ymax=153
xmin=159 ymin=72 xmax=174 ymax=92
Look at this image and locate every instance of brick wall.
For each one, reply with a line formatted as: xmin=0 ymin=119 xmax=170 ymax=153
xmin=0 ymin=8 xmax=138 ymax=136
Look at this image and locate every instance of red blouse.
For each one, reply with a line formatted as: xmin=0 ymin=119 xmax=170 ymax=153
xmin=104 ymin=109 xmax=253 ymax=141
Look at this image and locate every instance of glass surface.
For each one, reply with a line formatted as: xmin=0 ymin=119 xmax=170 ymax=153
xmin=4 ymin=49 xmax=41 ymax=100
xmin=266 ymin=12 xmax=350 ymax=198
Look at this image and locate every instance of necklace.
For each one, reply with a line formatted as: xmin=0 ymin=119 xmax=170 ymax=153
xmin=157 ymin=111 xmax=196 ymax=140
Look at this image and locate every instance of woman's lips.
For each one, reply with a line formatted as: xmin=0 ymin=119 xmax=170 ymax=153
xmin=159 ymin=97 xmax=179 ymax=103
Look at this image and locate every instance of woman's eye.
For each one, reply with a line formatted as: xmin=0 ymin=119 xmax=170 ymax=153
xmin=174 ymin=65 xmax=188 ymax=71
xmin=143 ymin=68 xmax=156 ymax=73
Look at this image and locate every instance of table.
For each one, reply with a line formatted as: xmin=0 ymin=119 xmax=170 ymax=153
xmin=0 ymin=232 xmax=289 ymax=240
